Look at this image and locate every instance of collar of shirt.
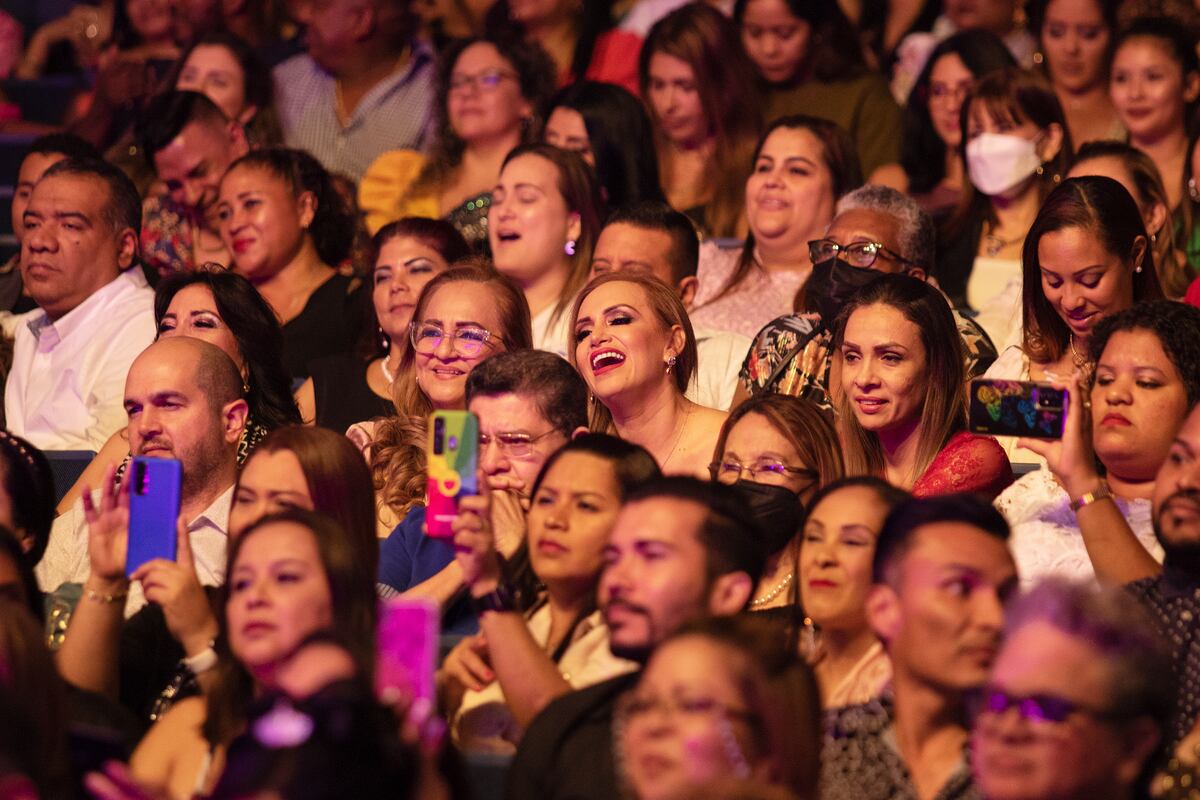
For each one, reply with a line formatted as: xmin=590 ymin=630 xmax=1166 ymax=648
xmin=310 ymin=41 xmax=433 ymax=125
xmin=1156 ymin=557 xmax=1200 ymax=602
xmin=186 ymin=483 xmax=235 ymax=588
xmin=26 ymin=267 xmax=150 ymax=352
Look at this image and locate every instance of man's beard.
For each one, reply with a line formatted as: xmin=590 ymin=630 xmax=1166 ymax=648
xmin=1155 ymin=488 xmax=1200 ymax=574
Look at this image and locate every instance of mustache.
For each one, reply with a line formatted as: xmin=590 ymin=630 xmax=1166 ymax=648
xmin=1161 ymin=489 xmax=1200 ymax=519
xmin=137 ymin=439 xmax=172 ymax=454
xmin=602 ymin=598 xmax=650 ymax=620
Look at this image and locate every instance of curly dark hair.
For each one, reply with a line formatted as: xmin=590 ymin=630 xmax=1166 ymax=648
xmin=224 ymin=148 xmax=355 ymax=267
xmin=1088 ymin=300 xmax=1200 ymax=406
xmin=411 ymin=35 xmax=557 ymax=198
xmin=154 ymin=269 xmax=302 ymax=431
xmin=0 ymin=434 xmax=54 ymax=568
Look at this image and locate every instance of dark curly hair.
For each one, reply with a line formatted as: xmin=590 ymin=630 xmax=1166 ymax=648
xmin=224 ymin=148 xmax=355 ymax=267
xmin=1088 ymin=300 xmax=1200 ymax=406
xmin=0 ymin=433 xmax=54 ymax=568
xmin=154 ymin=269 xmax=302 ymax=431
xmin=410 ymin=35 xmax=556 ymax=198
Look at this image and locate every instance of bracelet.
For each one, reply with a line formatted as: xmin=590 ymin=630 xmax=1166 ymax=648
xmin=85 ymin=586 xmax=128 ymax=604
xmin=1070 ymin=481 xmax=1112 ymax=513
xmin=471 ymin=583 xmax=517 ymax=615
xmin=182 ymin=641 xmax=218 ymax=675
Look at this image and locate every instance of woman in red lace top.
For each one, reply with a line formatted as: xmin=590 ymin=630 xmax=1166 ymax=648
xmin=833 ymin=273 xmax=1012 ymax=499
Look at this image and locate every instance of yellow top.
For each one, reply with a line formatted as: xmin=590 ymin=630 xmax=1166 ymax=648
xmin=358 ymin=149 xmax=439 ymax=234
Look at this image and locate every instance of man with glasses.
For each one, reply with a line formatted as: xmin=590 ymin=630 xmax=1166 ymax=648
xmin=736 ymin=184 xmax=996 ymax=410
xmin=377 ymin=350 xmax=587 ymax=633
xmin=971 ymin=580 xmax=1168 ymax=800
xmin=822 ymin=493 xmax=1018 ymax=800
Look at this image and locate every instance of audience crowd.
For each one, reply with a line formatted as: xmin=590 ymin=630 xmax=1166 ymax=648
xmin=5 ymin=0 xmax=1200 ymax=798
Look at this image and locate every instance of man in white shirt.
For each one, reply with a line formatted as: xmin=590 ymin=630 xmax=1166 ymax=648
xmin=590 ymin=203 xmax=749 ymax=410
xmin=36 ymin=337 xmax=248 ymax=618
xmin=5 ymin=157 xmax=156 ymax=451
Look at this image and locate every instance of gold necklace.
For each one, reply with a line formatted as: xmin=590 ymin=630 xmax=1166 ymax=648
xmin=1069 ymin=335 xmax=1087 ymax=369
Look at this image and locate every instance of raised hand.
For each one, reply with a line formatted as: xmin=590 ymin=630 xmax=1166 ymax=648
xmin=131 ymin=520 xmax=217 ymax=656
xmin=451 ymin=490 xmax=502 ymax=595
xmin=1017 ymin=373 xmax=1101 ymax=499
xmin=81 ymin=464 xmax=132 ymax=590
xmin=486 ymin=474 xmax=529 ymax=558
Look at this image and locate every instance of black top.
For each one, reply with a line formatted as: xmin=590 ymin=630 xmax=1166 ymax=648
xmin=506 ymin=671 xmax=640 ymax=800
xmin=308 ymin=354 xmax=395 ymax=434
xmin=282 ymin=273 xmax=367 ymax=383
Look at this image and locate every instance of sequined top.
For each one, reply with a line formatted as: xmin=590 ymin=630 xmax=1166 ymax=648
xmin=1126 ymin=563 xmax=1200 ymax=753
xmin=822 ymin=696 xmax=979 ymax=800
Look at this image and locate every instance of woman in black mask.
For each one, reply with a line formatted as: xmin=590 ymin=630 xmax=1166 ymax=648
xmin=710 ymin=394 xmax=844 ymax=613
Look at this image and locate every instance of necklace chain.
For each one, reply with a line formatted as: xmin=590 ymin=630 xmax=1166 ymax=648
xmin=751 ymin=572 xmax=794 ymax=607
xmin=1069 ymin=335 xmax=1087 ymax=369
xmin=379 ymin=356 xmax=397 ymax=385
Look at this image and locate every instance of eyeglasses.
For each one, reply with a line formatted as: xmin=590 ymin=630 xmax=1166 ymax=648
xmin=409 ymin=321 xmax=499 ymax=358
xmin=969 ymin=686 xmax=1125 ymax=725
xmin=709 ymin=457 xmax=817 ymax=485
xmin=808 ymin=239 xmax=918 ymax=270
xmin=619 ymin=692 xmax=755 ymax=724
xmin=448 ymin=69 xmax=518 ymax=93
xmin=479 ymin=429 xmax=560 ymax=458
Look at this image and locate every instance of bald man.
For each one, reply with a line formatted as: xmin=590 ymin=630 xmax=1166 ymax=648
xmin=37 ymin=338 xmax=248 ymax=615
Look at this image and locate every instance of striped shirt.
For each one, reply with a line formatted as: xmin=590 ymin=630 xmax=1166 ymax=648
xmin=273 ymin=43 xmax=436 ymax=182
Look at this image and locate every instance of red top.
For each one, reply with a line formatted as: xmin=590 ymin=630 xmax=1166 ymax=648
xmin=911 ymin=430 xmax=1013 ymax=501
xmin=565 ymin=29 xmax=643 ymax=97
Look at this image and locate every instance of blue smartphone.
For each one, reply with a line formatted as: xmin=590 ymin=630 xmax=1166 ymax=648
xmin=125 ymin=457 xmax=182 ymax=577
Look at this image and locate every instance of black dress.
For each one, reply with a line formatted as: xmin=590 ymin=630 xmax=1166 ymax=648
xmin=308 ymin=354 xmax=396 ymax=434
xmin=282 ymin=273 xmax=367 ymax=384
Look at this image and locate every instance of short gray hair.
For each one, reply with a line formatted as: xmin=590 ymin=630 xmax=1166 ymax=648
xmin=1004 ymin=579 xmax=1172 ymax=725
xmin=835 ymin=185 xmax=934 ymax=271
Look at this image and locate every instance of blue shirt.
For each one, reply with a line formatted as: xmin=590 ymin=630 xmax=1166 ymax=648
xmin=378 ymin=506 xmax=478 ymax=634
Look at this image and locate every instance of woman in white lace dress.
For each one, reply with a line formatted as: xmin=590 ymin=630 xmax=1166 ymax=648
xmin=996 ymin=301 xmax=1200 ymax=588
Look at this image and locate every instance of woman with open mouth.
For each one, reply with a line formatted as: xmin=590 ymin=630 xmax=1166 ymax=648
xmin=570 ymin=272 xmax=727 ymax=478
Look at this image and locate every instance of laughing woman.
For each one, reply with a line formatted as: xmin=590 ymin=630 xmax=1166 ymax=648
xmin=570 ymin=273 xmax=726 ymax=477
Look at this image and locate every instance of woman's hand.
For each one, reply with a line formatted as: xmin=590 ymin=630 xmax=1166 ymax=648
xmin=452 ymin=493 xmax=502 ymax=596
xmin=1017 ymin=373 xmax=1102 ymax=500
xmin=440 ymin=633 xmax=494 ymax=693
xmin=485 ymin=474 xmax=529 ymax=558
xmin=131 ymin=520 xmax=217 ymax=657
xmin=81 ymin=465 xmax=132 ymax=592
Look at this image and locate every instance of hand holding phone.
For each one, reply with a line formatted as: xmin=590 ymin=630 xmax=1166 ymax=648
xmin=968 ymin=379 xmax=1067 ymax=440
xmin=426 ymin=411 xmax=479 ymax=538
xmin=1014 ymin=375 xmax=1104 ymax=499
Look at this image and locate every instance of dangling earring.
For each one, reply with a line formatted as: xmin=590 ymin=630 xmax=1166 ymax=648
xmin=1035 ymin=165 xmax=1044 ymax=176
xmin=378 ymin=326 xmax=390 ymax=350
xmin=665 ymin=355 xmax=676 ymax=374
xmin=564 ymin=239 xmax=576 ymax=256
xmin=1135 ymin=261 xmax=1144 ymax=274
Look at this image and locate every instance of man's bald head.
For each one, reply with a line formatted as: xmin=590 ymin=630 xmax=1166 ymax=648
xmin=134 ymin=337 xmax=243 ymax=411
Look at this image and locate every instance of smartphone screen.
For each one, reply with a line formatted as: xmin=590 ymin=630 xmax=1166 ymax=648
xmin=426 ymin=410 xmax=479 ymax=538
xmin=126 ymin=457 xmax=182 ymax=576
xmin=968 ymin=379 xmax=1067 ymax=440
xmin=376 ymin=598 xmax=439 ymax=704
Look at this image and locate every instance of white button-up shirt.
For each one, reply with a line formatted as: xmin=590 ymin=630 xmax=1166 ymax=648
xmin=36 ymin=484 xmax=235 ymax=618
xmin=5 ymin=268 xmax=156 ymax=451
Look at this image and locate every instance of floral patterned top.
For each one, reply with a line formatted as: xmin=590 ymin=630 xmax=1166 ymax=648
xmin=140 ymin=193 xmax=230 ymax=276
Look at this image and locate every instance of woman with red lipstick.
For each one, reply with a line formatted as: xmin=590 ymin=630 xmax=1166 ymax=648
xmin=640 ymin=3 xmax=761 ymax=240
xmin=834 ymin=274 xmax=1012 ymax=498
xmin=690 ymin=115 xmax=862 ymax=339
xmin=570 ymin=273 xmax=728 ymax=477
xmin=215 ymin=148 xmax=363 ymax=383
xmin=798 ymin=477 xmax=909 ymax=707
xmin=444 ymin=434 xmax=659 ymax=753
xmin=616 ymin=616 xmax=821 ymax=800
xmin=1028 ymin=0 xmax=1123 ymax=147
xmin=710 ymin=394 xmax=844 ymax=612
xmin=488 ymin=143 xmax=605 ymax=357
xmin=295 ymin=218 xmax=470 ymax=435
xmin=1109 ymin=18 xmax=1199 ymax=215
xmin=984 ymin=177 xmax=1164 ymax=460
xmin=998 ymin=301 xmax=1200 ymax=588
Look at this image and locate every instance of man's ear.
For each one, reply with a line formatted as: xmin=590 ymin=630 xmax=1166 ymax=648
xmin=676 ymin=276 xmax=699 ymax=310
xmin=570 ymin=425 xmax=590 ymax=439
xmin=904 ymin=266 xmax=928 ymax=282
xmin=865 ymin=583 xmax=901 ymax=645
xmin=117 ymin=227 xmax=139 ymax=270
xmin=708 ymin=571 xmax=754 ymax=615
xmin=237 ymin=104 xmax=258 ymax=127
xmin=228 ymin=121 xmax=249 ymax=158
xmin=222 ymin=398 xmax=250 ymax=445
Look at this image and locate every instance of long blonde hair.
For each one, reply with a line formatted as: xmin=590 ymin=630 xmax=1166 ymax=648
xmin=832 ymin=275 xmax=966 ymax=487
xmin=568 ymin=273 xmax=698 ymax=433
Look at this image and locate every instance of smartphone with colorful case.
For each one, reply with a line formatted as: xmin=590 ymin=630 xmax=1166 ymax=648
xmin=375 ymin=597 xmax=439 ymax=704
xmin=968 ymin=379 xmax=1067 ymax=440
xmin=125 ymin=457 xmax=182 ymax=577
xmin=426 ymin=410 xmax=479 ymax=538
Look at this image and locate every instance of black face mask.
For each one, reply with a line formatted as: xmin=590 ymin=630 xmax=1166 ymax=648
xmin=730 ymin=480 xmax=805 ymax=556
xmin=805 ymin=258 xmax=883 ymax=326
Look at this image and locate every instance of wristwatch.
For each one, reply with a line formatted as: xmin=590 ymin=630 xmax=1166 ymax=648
xmin=1070 ymin=480 xmax=1112 ymax=513
xmin=471 ymin=584 xmax=517 ymax=615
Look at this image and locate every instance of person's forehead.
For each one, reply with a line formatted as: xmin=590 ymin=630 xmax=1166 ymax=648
xmin=992 ymin=620 xmax=1111 ymax=697
xmin=18 ymin=151 xmax=64 ymax=184
xmin=127 ymin=350 xmax=202 ymax=396
xmin=29 ymin=172 xmax=109 ymax=212
xmin=612 ymin=496 xmax=707 ymax=545
xmin=902 ymin=521 xmax=1015 ymax=576
xmin=468 ymin=391 xmax=550 ymax=430
xmin=826 ymin=208 xmax=902 ymax=250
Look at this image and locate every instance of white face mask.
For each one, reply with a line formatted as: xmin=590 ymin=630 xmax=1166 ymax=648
xmin=966 ymin=132 xmax=1043 ymax=196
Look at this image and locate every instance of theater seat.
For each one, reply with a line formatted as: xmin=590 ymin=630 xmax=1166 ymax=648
xmin=43 ymin=450 xmax=96 ymax=505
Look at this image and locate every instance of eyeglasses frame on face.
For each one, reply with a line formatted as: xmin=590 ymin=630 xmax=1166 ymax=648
xmin=480 ymin=428 xmax=562 ymax=459
xmin=969 ymin=685 xmax=1131 ymax=726
xmin=448 ymin=68 xmax=519 ymax=94
xmin=808 ymin=238 xmax=920 ymax=270
xmin=408 ymin=320 xmax=501 ymax=358
xmin=708 ymin=457 xmax=818 ymax=485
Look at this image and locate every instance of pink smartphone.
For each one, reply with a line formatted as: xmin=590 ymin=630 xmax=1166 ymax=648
xmin=375 ymin=598 xmax=439 ymax=705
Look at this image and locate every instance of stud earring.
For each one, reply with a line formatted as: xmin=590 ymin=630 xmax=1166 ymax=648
xmin=564 ymin=239 xmax=576 ymax=256
xmin=665 ymin=355 xmax=677 ymax=374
